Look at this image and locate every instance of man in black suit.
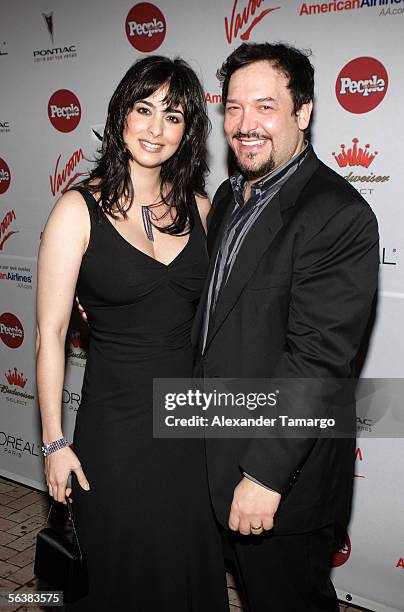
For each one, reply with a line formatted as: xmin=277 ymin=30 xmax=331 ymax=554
xmin=192 ymin=43 xmax=379 ymax=611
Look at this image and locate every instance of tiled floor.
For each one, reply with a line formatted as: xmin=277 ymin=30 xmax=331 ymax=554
xmin=0 ymin=475 xmax=369 ymax=611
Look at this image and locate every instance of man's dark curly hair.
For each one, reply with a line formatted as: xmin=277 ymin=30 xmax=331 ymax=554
xmin=217 ymin=42 xmax=314 ymax=116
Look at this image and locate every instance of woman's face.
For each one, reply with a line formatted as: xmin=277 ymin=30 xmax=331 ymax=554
xmin=123 ymin=85 xmax=185 ymax=171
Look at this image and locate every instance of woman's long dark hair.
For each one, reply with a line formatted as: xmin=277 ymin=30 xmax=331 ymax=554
xmin=84 ymin=56 xmax=210 ymax=234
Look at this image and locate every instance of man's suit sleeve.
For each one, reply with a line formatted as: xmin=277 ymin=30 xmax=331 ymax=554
xmin=240 ymin=200 xmax=379 ymax=494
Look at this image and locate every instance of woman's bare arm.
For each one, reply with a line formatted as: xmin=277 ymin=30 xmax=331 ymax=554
xmin=36 ymin=189 xmax=90 ymax=503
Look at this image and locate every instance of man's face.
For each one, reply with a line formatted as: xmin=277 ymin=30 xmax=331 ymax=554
xmin=224 ymin=60 xmax=312 ymax=180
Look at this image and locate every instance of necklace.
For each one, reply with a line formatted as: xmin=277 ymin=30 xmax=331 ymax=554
xmin=141 ymin=205 xmax=154 ymax=242
xmin=139 ymin=192 xmax=161 ymax=242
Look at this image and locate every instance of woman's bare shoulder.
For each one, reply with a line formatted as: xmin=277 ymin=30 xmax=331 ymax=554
xmin=41 ymin=188 xmax=91 ymax=252
xmin=51 ymin=188 xmax=90 ymax=218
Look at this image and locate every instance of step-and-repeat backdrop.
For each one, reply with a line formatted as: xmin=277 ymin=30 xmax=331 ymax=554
xmin=1 ymin=1 xmax=403 ymax=610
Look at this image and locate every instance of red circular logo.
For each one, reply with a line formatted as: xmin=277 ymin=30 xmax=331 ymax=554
xmin=0 ymin=313 xmax=24 ymax=349
xmin=331 ymin=530 xmax=351 ymax=568
xmin=125 ymin=3 xmax=166 ymax=52
xmin=48 ymin=89 xmax=81 ymax=132
xmin=0 ymin=158 xmax=11 ymax=195
xmin=336 ymin=57 xmax=388 ymax=114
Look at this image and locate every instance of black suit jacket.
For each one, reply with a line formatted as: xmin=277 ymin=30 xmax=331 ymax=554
xmin=192 ymin=147 xmax=379 ymax=534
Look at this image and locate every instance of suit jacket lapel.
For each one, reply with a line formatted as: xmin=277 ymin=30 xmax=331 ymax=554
xmin=193 ymin=147 xmax=321 ymax=354
xmin=190 ymin=184 xmax=234 ymax=349
xmin=204 ymin=193 xmax=283 ymax=351
xmin=203 ymin=147 xmax=321 ymax=352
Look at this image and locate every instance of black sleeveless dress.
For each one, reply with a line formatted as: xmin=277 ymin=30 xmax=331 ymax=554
xmin=66 ymin=187 xmax=228 ymax=611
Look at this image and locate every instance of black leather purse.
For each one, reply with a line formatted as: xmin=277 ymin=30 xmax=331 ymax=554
xmin=34 ymin=498 xmax=88 ymax=603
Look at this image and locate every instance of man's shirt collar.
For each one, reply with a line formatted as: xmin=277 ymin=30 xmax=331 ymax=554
xmin=230 ymin=142 xmax=311 ymax=207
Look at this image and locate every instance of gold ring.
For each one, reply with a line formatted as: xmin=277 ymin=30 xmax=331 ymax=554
xmin=250 ymin=524 xmax=263 ymax=531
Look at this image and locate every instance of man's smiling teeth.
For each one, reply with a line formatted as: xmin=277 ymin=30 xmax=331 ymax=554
xmin=240 ymin=140 xmax=266 ymax=146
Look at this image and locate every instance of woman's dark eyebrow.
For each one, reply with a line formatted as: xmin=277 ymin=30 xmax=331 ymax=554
xmin=164 ymin=107 xmax=184 ymax=116
xmin=136 ymin=99 xmax=184 ymax=116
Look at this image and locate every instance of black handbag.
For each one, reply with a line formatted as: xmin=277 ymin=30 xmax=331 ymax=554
xmin=34 ymin=497 xmax=88 ymax=603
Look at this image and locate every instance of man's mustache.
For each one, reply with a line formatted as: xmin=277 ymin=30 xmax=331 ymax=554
xmin=233 ymin=131 xmax=271 ymax=141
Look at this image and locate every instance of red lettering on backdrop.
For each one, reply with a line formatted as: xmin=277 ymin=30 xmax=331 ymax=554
xmin=354 ymin=447 xmax=365 ymax=478
xmin=225 ymin=0 xmax=280 ymax=44
xmin=397 ymin=558 xmax=404 ymax=569
xmin=50 ymin=148 xmax=85 ymax=197
xmin=0 ymin=210 xmax=18 ymax=250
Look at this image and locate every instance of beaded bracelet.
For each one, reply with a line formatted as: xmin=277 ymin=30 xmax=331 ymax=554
xmin=41 ymin=437 xmax=71 ymax=457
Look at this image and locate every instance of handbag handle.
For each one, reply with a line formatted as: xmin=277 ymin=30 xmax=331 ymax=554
xmin=45 ymin=498 xmax=84 ymax=560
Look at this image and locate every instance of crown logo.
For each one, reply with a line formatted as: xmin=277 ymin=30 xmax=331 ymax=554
xmin=332 ymin=138 xmax=378 ymax=168
xmin=6 ymin=367 xmax=27 ymax=388
xmin=70 ymin=331 xmax=83 ymax=348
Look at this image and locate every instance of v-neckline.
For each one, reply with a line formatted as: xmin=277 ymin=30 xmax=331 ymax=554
xmin=103 ymin=212 xmax=192 ymax=268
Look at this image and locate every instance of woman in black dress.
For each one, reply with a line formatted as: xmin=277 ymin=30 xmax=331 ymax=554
xmin=36 ymin=56 xmax=229 ymax=611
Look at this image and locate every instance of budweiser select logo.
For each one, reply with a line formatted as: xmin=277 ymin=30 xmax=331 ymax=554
xmin=336 ymin=57 xmax=388 ymax=113
xmin=332 ymin=137 xmax=390 ymax=187
xmin=70 ymin=330 xmax=88 ymax=351
xmin=5 ymin=368 xmax=26 ymax=388
xmin=0 ymin=158 xmax=11 ymax=195
xmin=67 ymin=328 xmax=88 ymax=367
xmin=126 ymin=3 xmax=166 ymax=52
xmin=333 ymin=137 xmax=377 ymax=168
xmin=0 ymin=313 xmax=24 ymax=349
xmin=48 ymin=89 xmax=81 ymax=132
xmin=1 ymin=368 xmax=35 ymax=404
